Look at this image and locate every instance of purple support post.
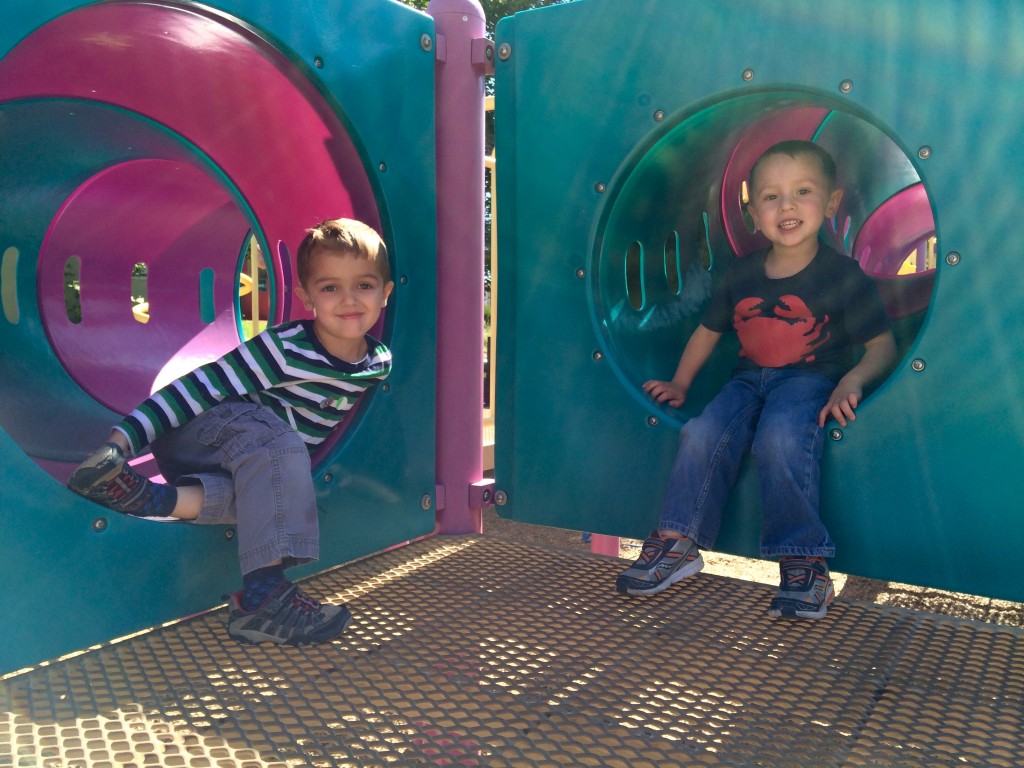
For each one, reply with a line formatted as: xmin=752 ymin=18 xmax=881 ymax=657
xmin=428 ymin=0 xmax=492 ymax=533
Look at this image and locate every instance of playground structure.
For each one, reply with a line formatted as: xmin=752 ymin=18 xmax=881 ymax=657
xmin=0 ymin=0 xmax=1023 ymax=678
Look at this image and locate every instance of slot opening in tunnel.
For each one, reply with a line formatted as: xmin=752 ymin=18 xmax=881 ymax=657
xmin=597 ymin=94 xmax=936 ymax=422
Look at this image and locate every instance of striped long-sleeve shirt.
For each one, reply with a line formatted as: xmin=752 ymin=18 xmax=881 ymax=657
xmin=116 ymin=320 xmax=391 ymax=455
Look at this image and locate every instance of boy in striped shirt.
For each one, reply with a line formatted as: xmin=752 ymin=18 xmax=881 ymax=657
xmin=68 ymin=218 xmax=394 ymax=646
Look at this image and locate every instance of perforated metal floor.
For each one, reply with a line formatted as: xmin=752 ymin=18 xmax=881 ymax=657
xmin=3 ymin=537 xmax=1023 ymax=767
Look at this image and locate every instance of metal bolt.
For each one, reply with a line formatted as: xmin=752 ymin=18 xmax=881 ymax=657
xmin=575 ymin=268 xmax=586 ymax=279
xmin=647 ymin=416 xmax=659 ymax=427
xmin=498 ymin=43 xmax=512 ymax=61
xmin=946 ymin=251 xmax=960 ymax=266
xmin=911 ymin=358 xmax=926 ymax=372
xmin=400 ymin=275 xmax=408 ymax=285
xmin=381 ymin=382 xmax=391 ymax=393
xmin=592 ymin=350 xmax=604 ymax=361
xmin=225 ymin=529 xmax=235 ymax=540
xmin=653 ymin=110 xmax=665 ymax=122
xmin=420 ymin=493 xmax=432 ymax=510
xmin=421 ymin=34 xmax=433 ymax=52
xmin=313 ymin=56 xmax=324 ymax=70
xmin=742 ymin=68 xmax=755 ymax=81
xmin=485 ymin=43 xmax=494 ymax=60
xmin=494 ymin=490 xmax=508 ymax=506
xmin=379 ymin=162 xmax=387 ymax=173
xmin=92 ymin=517 xmax=108 ymax=533
xmin=918 ymin=146 xmax=932 ymax=160
xmin=839 ymin=79 xmax=854 ymax=93
xmin=323 ymin=472 xmax=334 ymax=484
xmin=829 ymin=428 xmax=843 ymax=442
xmin=594 ymin=182 xmax=606 ymax=193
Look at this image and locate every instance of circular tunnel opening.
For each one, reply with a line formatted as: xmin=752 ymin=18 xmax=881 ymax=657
xmin=0 ymin=1 xmax=384 ymax=482
xmin=596 ymin=92 xmax=935 ymax=420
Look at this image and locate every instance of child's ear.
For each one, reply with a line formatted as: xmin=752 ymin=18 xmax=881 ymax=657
xmin=295 ymin=284 xmax=314 ymax=311
xmin=826 ymin=188 xmax=844 ymax=217
xmin=382 ymin=280 xmax=395 ymax=307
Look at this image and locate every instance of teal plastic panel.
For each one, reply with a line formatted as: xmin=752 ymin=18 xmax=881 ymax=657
xmin=494 ymin=0 xmax=1024 ymax=601
xmin=0 ymin=0 xmax=435 ymax=674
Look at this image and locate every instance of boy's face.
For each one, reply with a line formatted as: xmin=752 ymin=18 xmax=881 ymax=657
xmin=747 ymin=153 xmax=843 ymax=254
xmin=295 ymin=246 xmax=394 ymax=362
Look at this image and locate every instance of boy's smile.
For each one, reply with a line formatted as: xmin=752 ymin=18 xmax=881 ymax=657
xmin=295 ymin=247 xmax=394 ymax=362
xmin=747 ymin=153 xmax=843 ymax=264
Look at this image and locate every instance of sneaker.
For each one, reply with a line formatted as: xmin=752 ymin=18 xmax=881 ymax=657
xmin=67 ymin=443 xmax=147 ymax=510
xmin=616 ymin=532 xmax=704 ymax=595
xmin=768 ymin=557 xmax=835 ymax=619
xmin=226 ymin=581 xmax=352 ymax=645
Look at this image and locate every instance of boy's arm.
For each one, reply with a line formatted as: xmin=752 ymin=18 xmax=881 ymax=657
xmin=644 ymin=324 xmax=722 ymax=408
xmin=817 ymin=330 xmax=897 ymax=427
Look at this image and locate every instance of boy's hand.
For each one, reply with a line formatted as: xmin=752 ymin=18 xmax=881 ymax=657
xmin=644 ymin=379 xmax=688 ymax=409
xmin=818 ymin=377 xmax=863 ymax=427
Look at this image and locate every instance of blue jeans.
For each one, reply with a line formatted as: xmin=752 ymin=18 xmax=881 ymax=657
xmin=150 ymin=401 xmax=318 ymax=575
xmin=658 ymin=369 xmax=836 ymax=558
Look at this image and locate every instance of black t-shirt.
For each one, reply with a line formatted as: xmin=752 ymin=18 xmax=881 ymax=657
xmin=701 ymin=245 xmax=891 ymax=382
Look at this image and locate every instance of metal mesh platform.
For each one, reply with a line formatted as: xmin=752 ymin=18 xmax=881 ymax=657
xmin=3 ymin=536 xmax=1023 ymax=767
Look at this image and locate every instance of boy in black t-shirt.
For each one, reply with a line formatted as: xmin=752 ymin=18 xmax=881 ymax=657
xmin=616 ymin=141 xmax=896 ymax=619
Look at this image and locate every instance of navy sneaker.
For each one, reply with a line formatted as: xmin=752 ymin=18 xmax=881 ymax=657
xmin=226 ymin=581 xmax=352 ymax=645
xmin=768 ymin=557 xmax=835 ymax=619
xmin=616 ymin=532 xmax=704 ymax=595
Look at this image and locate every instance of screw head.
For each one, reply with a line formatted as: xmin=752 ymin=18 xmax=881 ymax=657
xmin=918 ymin=145 xmax=932 ymax=160
xmin=839 ymin=79 xmax=854 ymax=93
xmin=946 ymin=251 xmax=960 ymax=266
xmin=225 ymin=529 xmax=235 ymax=540
xmin=494 ymin=490 xmax=508 ymax=506
xmin=420 ymin=493 xmax=433 ymax=510
xmin=575 ymin=268 xmax=586 ymax=279
xmin=742 ymin=68 xmax=755 ymax=81
xmin=313 ymin=56 xmax=324 ymax=70
xmin=592 ymin=350 xmax=604 ymax=362
xmin=92 ymin=517 xmax=108 ymax=532
xmin=911 ymin=358 xmax=926 ymax=372
xmin=498 ymin=42 xmax=512 ymax=61
xmin=379 ymin=162 xmax=387 ymax=173
xmin=829 ymin=428 xmax=844 ymax=442
xmin=653 ymin=110 xmax=665 ymax=122
xmin=647 ymin=416 xmax=659 ymax=427
xmin=594 ymin=182 xmax=606 ymax=193
xmin=381 ymin=382 xmax=391 ymax=393
xmin=323 ymin=472 xmax=334 ymax=484
xmin=421 ymin=34 xmax=433 ymax=52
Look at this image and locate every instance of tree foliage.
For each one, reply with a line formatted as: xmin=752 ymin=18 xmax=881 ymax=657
xmin=398 ymin=0 xmax=573 ymax=35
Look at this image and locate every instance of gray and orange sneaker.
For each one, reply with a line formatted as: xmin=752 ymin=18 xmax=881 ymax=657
xmin=768 ymin=557 xmax=835 ymax=619
xmin=67 ymin=442 xmax=176 ymax=518
xmin=616 ymin=532 xmax=704 ymax=595
xmin=226 ymin=582 xmax=352 ymax=645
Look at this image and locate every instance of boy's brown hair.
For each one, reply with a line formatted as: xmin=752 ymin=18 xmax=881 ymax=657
xmin=296 ymin=218 xmax=390 ymax=286
xmin=749 ymin=139 xmax=838 ymax=193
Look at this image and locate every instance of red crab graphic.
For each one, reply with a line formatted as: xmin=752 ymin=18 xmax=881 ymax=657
xmin=734 ymin=295 xmax=829 ymax=367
